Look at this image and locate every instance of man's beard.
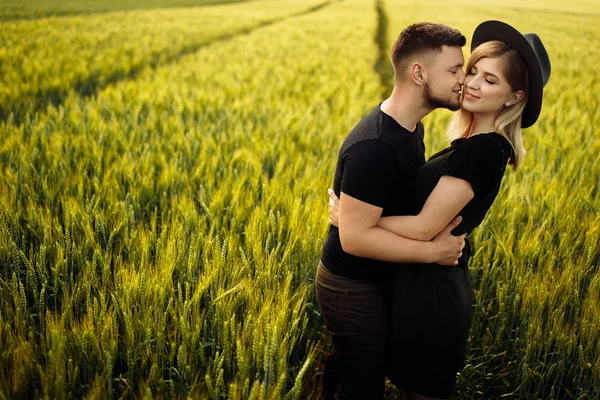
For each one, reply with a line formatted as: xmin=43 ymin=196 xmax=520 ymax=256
xmin=423 ymin=82 xmax=461 ymax=111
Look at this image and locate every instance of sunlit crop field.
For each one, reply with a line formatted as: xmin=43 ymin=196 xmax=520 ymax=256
xmin=0 ymin=0 xmax=599 ymax=398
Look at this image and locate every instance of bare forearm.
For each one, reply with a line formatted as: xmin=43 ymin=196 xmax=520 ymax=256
xmin=340 ymin=226 xmax=436 ymax=264
xmin=377 ymin=215 xmax=434 ymax=241
xmin=335 ymin=191 xmax=464 ymax=267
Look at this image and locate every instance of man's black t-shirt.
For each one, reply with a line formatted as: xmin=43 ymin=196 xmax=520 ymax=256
xmin=320 ymin=104 xmax=426 ymax=281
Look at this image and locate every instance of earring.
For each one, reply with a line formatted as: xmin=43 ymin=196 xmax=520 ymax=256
xmin=505 ymin=102 xmax=511 ymax=106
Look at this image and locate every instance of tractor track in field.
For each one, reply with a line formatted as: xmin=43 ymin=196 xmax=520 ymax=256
xmin=373 ymin=0 xmax=392 ymax=100
xmin=1 ymin=0 xmax=339 ymax=125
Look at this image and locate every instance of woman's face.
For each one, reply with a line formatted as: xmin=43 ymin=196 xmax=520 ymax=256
xmin=461 ymin=56 xmax=522 ymax=116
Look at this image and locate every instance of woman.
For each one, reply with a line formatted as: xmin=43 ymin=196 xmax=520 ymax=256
xmin=327 ymin=20 xmax=551 ymax=399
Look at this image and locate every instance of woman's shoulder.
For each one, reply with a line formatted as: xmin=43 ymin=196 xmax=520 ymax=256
xmin=459 ymin=132 xmax=512 ymax=156
xmin=442 ymin=133 xmax=511 ymax=198
xmin=463 ymin=132 xmax=503 ymax=144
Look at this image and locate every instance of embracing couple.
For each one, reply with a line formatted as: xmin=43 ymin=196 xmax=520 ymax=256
xmin=315 ymin=20 xmax=551 ymax=399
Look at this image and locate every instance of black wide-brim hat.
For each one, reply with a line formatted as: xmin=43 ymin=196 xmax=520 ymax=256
xmin=471 ymin=20 xmax=551 ymax=128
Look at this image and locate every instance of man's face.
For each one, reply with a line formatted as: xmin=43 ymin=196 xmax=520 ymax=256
xmin=423 ymin=46 xmax=465 ymax=111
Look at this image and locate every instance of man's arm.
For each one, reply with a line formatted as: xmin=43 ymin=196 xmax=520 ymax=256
xmin=338 ymin=191 xmax=466 ymax=266
xmin=329 ymin=175 xmax=473 ymax=242
xmin=376 ymin=176 xmax=474 ymax=240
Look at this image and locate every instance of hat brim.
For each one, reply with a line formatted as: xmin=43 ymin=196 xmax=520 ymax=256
xmin=471 ymin=20 xmax=543 ymax=128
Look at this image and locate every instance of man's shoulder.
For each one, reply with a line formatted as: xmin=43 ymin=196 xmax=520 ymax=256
xmin=416 ymin=120 xmax=425 ymax=140
xmin=341 ymin=105 xmax=385 ymax=150
xmin=338 ymin=106 xmax=425 ymax=161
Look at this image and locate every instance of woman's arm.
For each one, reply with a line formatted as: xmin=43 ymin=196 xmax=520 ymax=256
xmin=329 ymin=175 xmax=475 ymax=241
xmin=335 ymin=191 xmax=466 ymax=266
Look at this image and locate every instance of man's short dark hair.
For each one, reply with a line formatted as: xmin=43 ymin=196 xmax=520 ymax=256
xmin=391 ymin=22 xmax=466 ymax=78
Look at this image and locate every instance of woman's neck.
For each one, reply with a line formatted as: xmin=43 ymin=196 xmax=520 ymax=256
xmin=468 ymin=113 xmax=496 ymax=136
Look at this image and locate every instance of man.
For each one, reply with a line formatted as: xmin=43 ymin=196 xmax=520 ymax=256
xmin=315 ymin=23 xmax=467 ymax=399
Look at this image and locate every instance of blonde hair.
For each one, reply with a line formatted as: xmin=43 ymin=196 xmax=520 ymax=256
xmin=446 ymin=40 xmax=529 ymax=169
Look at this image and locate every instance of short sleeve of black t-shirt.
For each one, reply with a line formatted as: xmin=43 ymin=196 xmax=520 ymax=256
xmin=340 ymin=140 xmax=398 ymax=207
xmin=440 ymin=134 xmax=506 ymax=198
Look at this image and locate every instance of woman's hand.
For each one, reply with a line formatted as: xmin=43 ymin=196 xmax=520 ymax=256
xmin=328 ymin=188 xmax=340 ymax=227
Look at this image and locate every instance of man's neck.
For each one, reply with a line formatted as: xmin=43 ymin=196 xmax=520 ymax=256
xmin=380 ymin=85 xmax=431 ymax=132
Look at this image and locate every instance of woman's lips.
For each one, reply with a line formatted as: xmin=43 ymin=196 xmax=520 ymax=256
xmin=464 ymin=91 xmax=479 ymax=100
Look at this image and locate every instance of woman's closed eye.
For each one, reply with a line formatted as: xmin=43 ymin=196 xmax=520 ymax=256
xmin=469 ymin=68 xmax=495 ymax=84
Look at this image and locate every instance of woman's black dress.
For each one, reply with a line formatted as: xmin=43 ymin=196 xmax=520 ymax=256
xmin=387 ymin=132 xmax=513 ymax=398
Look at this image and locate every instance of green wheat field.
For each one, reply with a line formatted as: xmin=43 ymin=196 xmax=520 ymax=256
xmin=1 ymin=0 xmax=599 ymax=398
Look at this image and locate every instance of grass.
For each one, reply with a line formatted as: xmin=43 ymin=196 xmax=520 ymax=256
xmin=1 ymin=0 xmax=599 ymax=398
xmin=0 ymin=0 xmax=255 ymax=21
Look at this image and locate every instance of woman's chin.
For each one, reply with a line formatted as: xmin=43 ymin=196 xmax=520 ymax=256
xmin=460 ymin=104 xmax=474 ymax=113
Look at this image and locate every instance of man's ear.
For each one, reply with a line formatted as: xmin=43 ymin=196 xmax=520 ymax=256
xmin=410 ymin=63 xmax=426 ymax=86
